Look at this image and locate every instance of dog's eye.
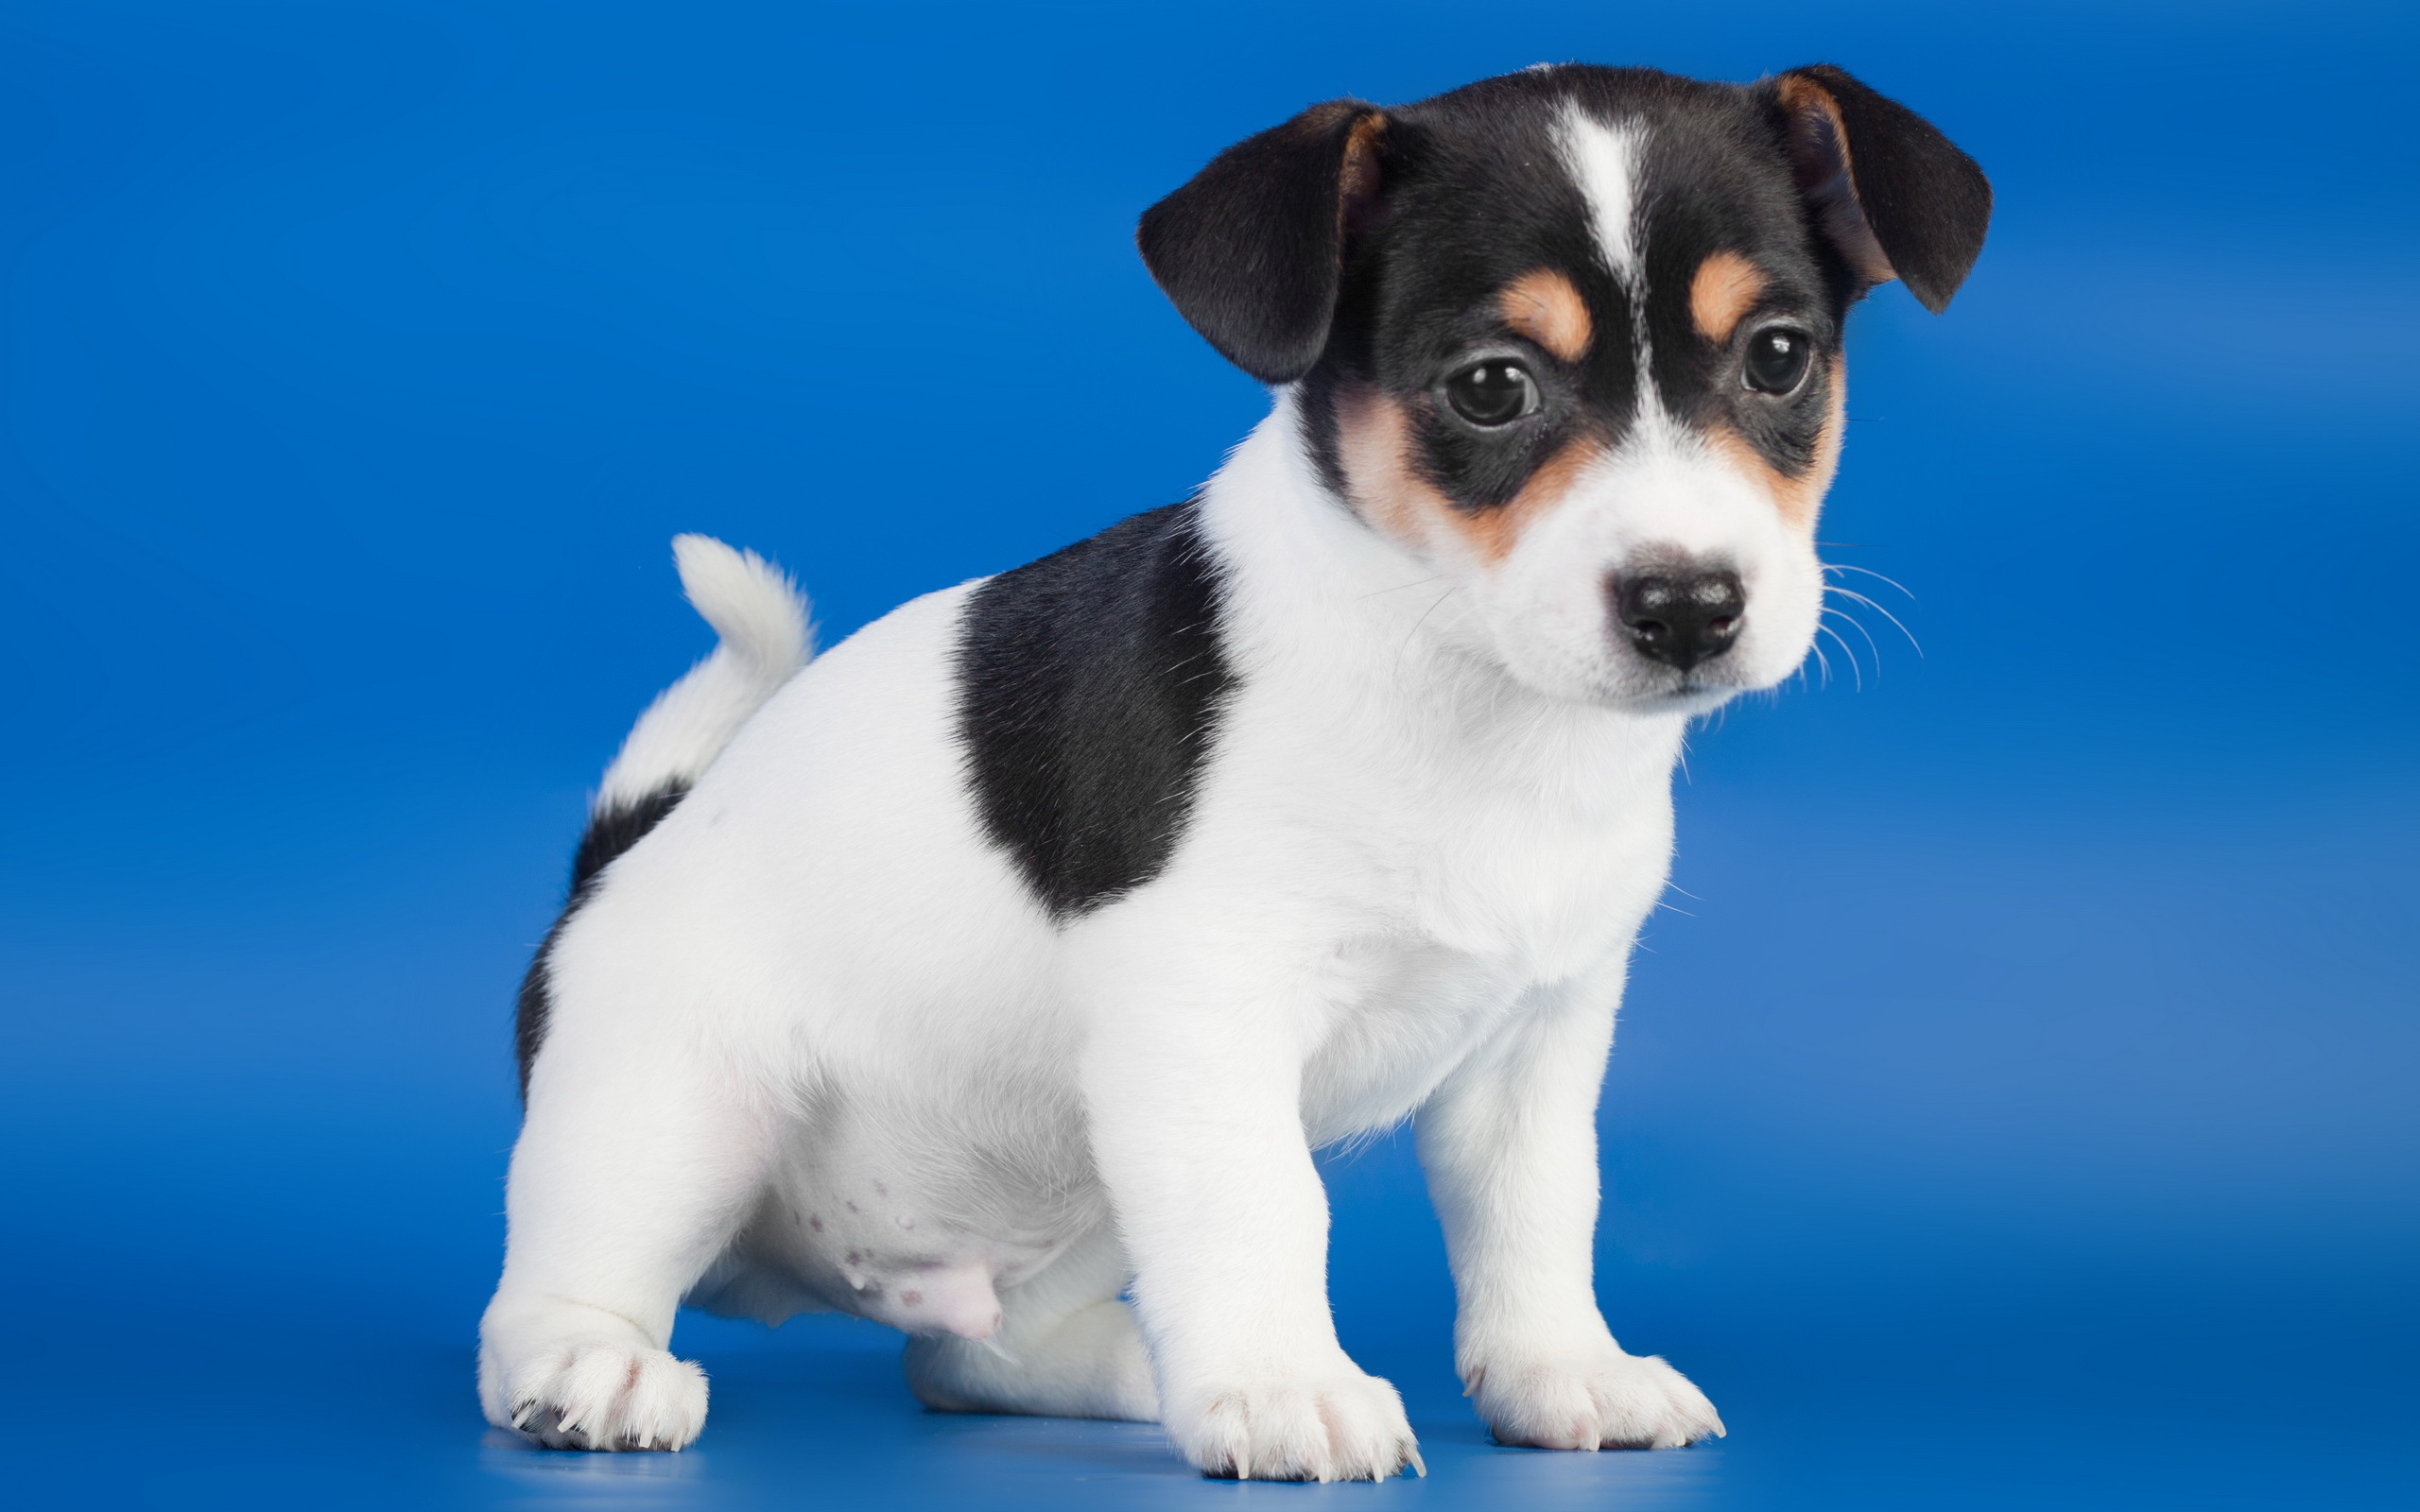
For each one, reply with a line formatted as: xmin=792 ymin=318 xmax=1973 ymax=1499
xmin=1443 ymin=360 xmax=1540 ymax=427
xmin=1742 ymin=327 xmax=1813 ymax=394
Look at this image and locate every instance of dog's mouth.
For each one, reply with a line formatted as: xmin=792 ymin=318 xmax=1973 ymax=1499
xmin=1610 ymin=671 xmax=1741 ymax=715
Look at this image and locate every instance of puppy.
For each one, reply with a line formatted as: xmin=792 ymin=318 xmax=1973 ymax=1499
xmin=480 ymin=62 xmax=1989 ymax=1481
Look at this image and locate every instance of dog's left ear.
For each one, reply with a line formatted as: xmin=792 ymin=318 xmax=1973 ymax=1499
xmin=1763 ymin=65 xmax=1992 ymax=313
xmin=1137 ymin=100 xmax=1388 ymax=384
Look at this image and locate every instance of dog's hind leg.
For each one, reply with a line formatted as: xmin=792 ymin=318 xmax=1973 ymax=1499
xmin=902 ymin=1226 xmax=1157 ymax=1421
xmin=479 ymin=930 xmax=783 ymax=1451
xmin=481 ymin=533 xmax=808 ymax=1451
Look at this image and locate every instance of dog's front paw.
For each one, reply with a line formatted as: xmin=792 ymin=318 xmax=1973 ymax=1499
xmin=1465 ymin=1341 xmax=1723 ymax=1451
xmin=488 ymin=1338 xmax=709 ymax=1452
xmin=1165 ymin=1359 xmax=1423 ymax=1482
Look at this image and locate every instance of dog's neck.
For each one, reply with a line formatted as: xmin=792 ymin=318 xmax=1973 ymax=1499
xmin=1198 ymin=392 xmax=1692 ymax=803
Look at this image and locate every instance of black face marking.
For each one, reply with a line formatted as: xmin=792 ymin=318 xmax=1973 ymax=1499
xmin=1284 ymin=68 xmax=1854 ymax=520
xmin=1635 ymin=101 xmax=1846 ymax=486
xmin=1138 ymin=65 xmax=1984 ymax=524
xmin=515 ymin=782 xmax=687 ymax=1100
xmin=956 ymin=501 xmax=1233 ymax=921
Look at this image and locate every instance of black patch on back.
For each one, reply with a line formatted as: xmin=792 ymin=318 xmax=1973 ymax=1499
xmin=569 ymin=785 xmax=687 ymax=893
xmin=956 ymin=501 xmax=1234 ymax=921
xmin=515 ymin=782 xmax=687 ymax=1099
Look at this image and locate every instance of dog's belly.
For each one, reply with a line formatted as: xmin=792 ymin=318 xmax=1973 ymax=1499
xmin=691 ymin=1074 xmax=1110 ymax=1340
xmin=686 ymin=933 xmax=1632 ymax=1346
xmin=697 ymin=959 xmax=1532 ymax=1336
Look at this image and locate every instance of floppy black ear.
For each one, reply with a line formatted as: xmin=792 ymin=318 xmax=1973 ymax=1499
xmin=1137 ymin=100 xmax=1387 ymax=384
xmin=1765 ymin=64 xmax=1992 ymax=313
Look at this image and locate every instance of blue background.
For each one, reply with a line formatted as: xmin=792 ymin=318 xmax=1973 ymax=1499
xmin=3 ymin=2 xmax=2413 ymax=1507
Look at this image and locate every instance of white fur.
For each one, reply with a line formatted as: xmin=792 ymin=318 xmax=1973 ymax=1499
xmin=1561 ymin=110 xmax=1646 ymax=290
xmin=595 ymin=534 xmax=812 ymax=814
xmin=1469 ymin=405 xmax=1824 ymax=710
xmin=480 ymin=387 xmax=1776 ymax=1470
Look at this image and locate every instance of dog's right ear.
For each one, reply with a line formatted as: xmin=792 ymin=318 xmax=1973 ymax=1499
xmin=1137 ymin=100 xmax=1387 ymax=385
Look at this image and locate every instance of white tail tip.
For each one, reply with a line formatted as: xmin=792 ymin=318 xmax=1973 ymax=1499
xmin=593 ymin=536 xmax=813 ymax=815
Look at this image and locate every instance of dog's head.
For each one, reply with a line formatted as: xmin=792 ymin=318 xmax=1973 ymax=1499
xmin=1140 ymin=65 xmax=1989 ymax=711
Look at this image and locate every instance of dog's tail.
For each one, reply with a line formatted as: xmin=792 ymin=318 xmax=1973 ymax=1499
xmin=577 ymin=534 xmax=812 ymax=887
xmin=518 ymin=536 xmax=809 ymax=1098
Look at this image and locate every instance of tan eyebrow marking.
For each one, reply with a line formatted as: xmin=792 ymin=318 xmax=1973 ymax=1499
xmin=1689 ymin=250 xmax=1768 ymax=345
xmin=1497 ymin=268 xmax=1593 ymax=363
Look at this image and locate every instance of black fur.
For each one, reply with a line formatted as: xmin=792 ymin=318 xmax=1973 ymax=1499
xmin=1768 ymin=64 xmax=1992 ymax=315
xmin=1141 ymin=64 xmax=1987 ymax=514
xmin=956 ymin=501 xmax=1234 ymax=921
xmin=1137 ymin=100 xmax=1385 ymax=385
xmin=568 ymin=784 xmax=688 ymax=893
xmin=515 ymin=782 xmax=688 ymax=1098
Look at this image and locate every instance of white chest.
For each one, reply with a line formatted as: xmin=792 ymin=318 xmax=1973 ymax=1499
xmin=1282 ymin=763 xmax=1678 ymax=1143
xmin=1402 ymin=776 xmax=1676 ymax=975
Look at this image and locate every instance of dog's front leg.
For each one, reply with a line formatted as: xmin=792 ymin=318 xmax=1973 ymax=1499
xmin=1078 ymin=919 xmax=1420 ymax=1482
xmin=1415 ymin=971 xmax=1725 ymax=1451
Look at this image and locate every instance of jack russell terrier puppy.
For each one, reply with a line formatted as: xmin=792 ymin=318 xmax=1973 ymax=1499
xmin=480 ymin=61 xmax=1990 ymax=1481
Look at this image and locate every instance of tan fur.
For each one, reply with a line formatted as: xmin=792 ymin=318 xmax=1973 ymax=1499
xmin=1339 ymin=112 xmax=1386 ymax=210
xmin=1497 ymin=269 xmax=1593 ymax=363
xmin=1688 ymin=251 xmax=1766 ymax=345
xmin=1337 ymin=387 xmax=1607 ymax=563
xmin=1773 ymin=74 xmax=1840 ymax=136
xmin=1703 ymin=354 xmax=1846 ymax=528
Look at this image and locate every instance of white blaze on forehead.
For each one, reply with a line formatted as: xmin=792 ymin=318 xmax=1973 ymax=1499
xmin=1556 ymin=107 xmax=1647 ymax=288
xmin=1556 ymin=106 xmax=1666 ymax=431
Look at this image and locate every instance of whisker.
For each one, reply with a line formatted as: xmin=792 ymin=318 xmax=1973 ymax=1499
xmin=1816 ymin=622 xmax=1863 ymax=692
xmin=1807 ymin=637 xmax=1834 ymax=688
xmin=1822 ymin=604 xmax=1885 ymax=669
xmin=1824 ymin=586 xmax=1922 ymax=655
xmin=1821 ymin=562 xmax=1916 ymax=598
xmin=1396 ymin=585 xmax=1460 ymax=669
xmin=1357 ymin=574 xmax=1449 ymax=602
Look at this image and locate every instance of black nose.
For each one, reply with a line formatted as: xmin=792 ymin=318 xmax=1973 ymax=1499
xmin=1615 ymin=567 xmax=1745 ymax=671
